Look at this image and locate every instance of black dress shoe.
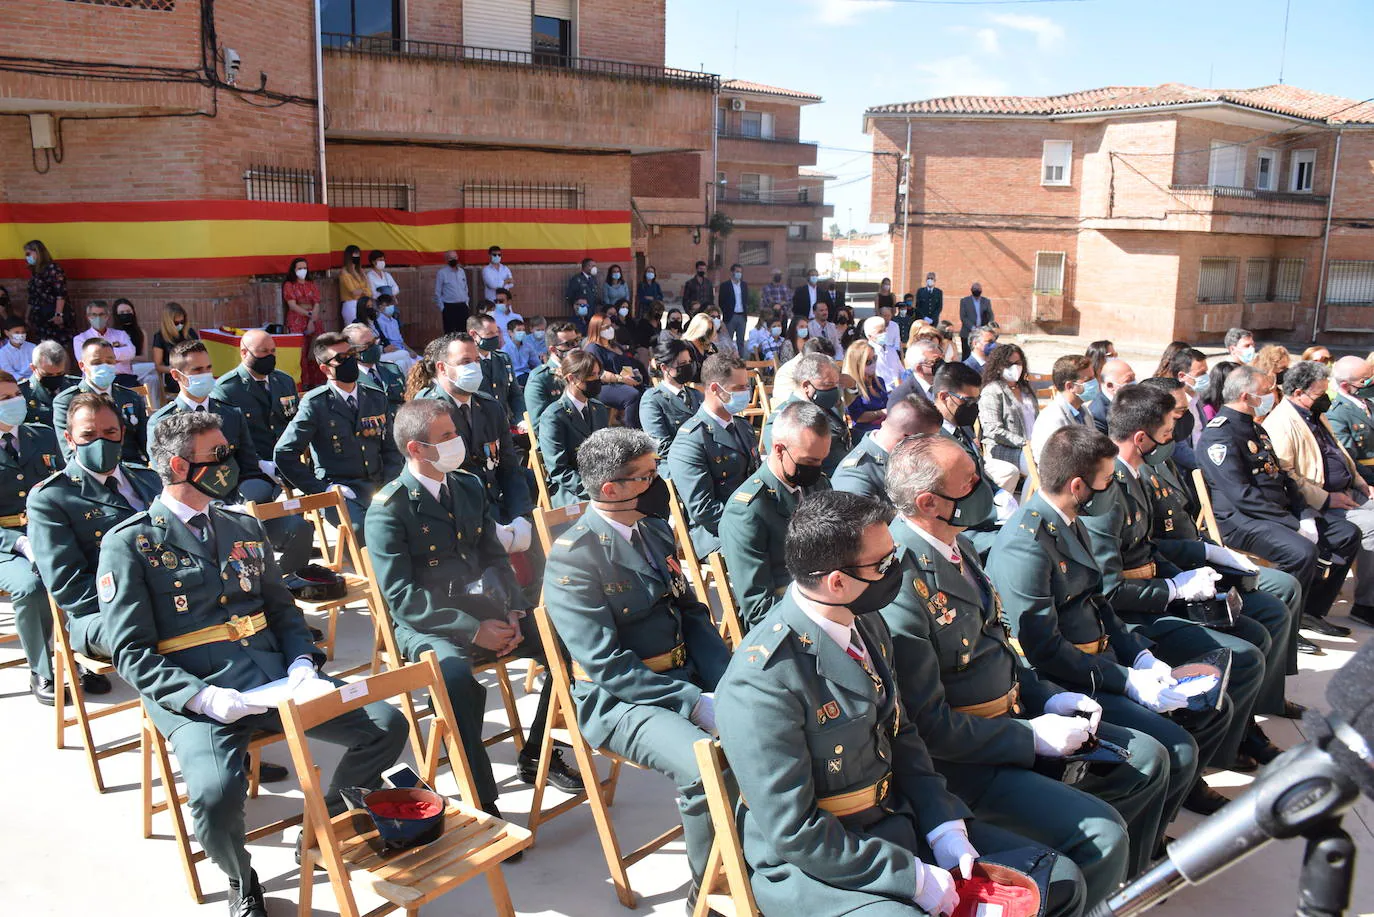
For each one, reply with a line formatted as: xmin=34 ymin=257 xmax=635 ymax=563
xmin=518 ymin=749 xmax=584 ymax=792
xmin=1302 ymin=614 xmax=1351 ymax=638
xmin=1280 ymin=700 xmax=1307 ymax=720
xmin=228 ymin=872 xmax=268 ymax=917
xmin=1239 ymin=725 xmax=1282 ymax=766
xmin=1350 ymin=605 xmax=1374 ymax=627
xmin=30 ymin=672 xmax=57 ymax=707
xmin=78 ymin=666 xmax=112 ymax=695
xmin=1296 ymin=636 xmax=1326 ymax=655
xmin=1183 ymin=783 xmax=1229 ymax=815
xmin=1230 ymin=753 xmax=1259 ymax=774
xmin=308 ymin=625 xmax=325 ymax=642
xmin=256 ymin=760 xmax=289 ymax=783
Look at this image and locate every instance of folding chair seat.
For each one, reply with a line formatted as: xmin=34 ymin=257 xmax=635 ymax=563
xmin=705 ymin=552 xmax=747 ymax=649
xmin=691 ymin=739 xmax=760 ymax=917
xmin=1191 ymin=468 xmax=1273 ymax=568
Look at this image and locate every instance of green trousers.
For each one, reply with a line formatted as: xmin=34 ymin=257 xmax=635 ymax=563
xmin=1 ymin=552 xmax=51 ymax=681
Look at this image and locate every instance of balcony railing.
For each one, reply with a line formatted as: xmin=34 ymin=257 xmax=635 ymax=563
xmin=1170 ymin=184 xmax=1328 ymax=206
xmin=716 ymin=129 xmax=816 ymax=146
xmin=322 ymin=33 xmax=719 ymax=91
xmin=719 ymin=189 xmax=824 ymax=207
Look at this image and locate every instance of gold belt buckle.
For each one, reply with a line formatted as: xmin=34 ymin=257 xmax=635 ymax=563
xmin=671 ymin=645 xmax=687 ymax=669
xmin=227 ymin=615 xmax=255 ymax=641
xmin=875 ymin=774 xmax=891 ymax=806
xmin=1008 ymin=683 xmax=1022 ymax=716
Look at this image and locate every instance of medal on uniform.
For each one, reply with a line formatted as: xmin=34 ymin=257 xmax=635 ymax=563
xmin=914 ymin=579 xmax=929 ymax=598
xmin=162 ymin=550 xmax=178 ymax=568
xmin=1248 ymin=441 xmax=1259 ymax=453
xmin=1059 ymin=561 xmax=1068 ymax=573
xmin=174 ymin=594 xmax=188 ymax=612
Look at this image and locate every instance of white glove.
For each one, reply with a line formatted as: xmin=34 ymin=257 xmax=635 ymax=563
xmin=1044 ymin=692 xmax=1102 ymax=733
xmin=690 ymin=692 xmax=717 ymax=733
xmin=914 ymin=861 xmax=960 ymax=917
xmin=1134 ymin=650 xmax=1175 ymax=680
xmin=287 ymin=656 xmax=322 ymax=690
xmin=190 ymin=685 xmax=269 ymax=724
xmin=1203 ymin=543 xmax=1258 ymax=573
xmin=14 ymin=535 xmax=33 ymax=562
xmin=929 ymin=824 xmax=978 ymax=880
xmin=1171 ymin=566 xmax=1220 ymax=602
xmin=992 ymin=489 xmax=1019 ymax=524
xmin=495 ymin=517 xmax=533 ymax=554
xmin=1030 ymin=713 xmax=1091 ymax=757
xmin=1125 ymin=667 xmax=1188 ymax=713
xmin=516 ymin=419 xmax=529 ymax=435
xmin=333 ymin=484 xmax=357 ymax=501
xmin=1298 ymin=516 xmax=1319 ymax=544
xmin=258 ymin=459 xmax=278 ymax=478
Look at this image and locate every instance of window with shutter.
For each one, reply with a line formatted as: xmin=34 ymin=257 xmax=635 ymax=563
xmin=1274 ymin=259 xmax=1303 ymax=302
xmin=1197 ymin=259 xmax=1239 ymax=303
xmin=1033 ymin=252 xmax=1066 ymax=295
xmin=1041 ymin=141 xmax=1072 ymax=186
xmin=1208 ymin=142 xmax=1245 ymax=188
xmin=1325 ymin=261 xmax=1374 ymax=305
xmin=1244 ymin=259 xmax=1272 ymax=302
xmin=464 ymin=0 xmax=532 ymax=52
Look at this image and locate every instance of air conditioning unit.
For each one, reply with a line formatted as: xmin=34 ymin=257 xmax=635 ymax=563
xmin=729 ymin=98 xmax=745 ymax=112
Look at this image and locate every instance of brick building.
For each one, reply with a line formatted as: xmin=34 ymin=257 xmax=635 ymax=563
xmin=0 ymin=0 xmax=718 ymax=345
xmin=865 ymin=83 xmax=1374 ymax=346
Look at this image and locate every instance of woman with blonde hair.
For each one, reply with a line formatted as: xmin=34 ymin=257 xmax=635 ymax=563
xmin=152 ymin=301 xmax=199 ymax=396
xmin=841 ymin=339 xmax=887 ymax=436
xmin=337 ymin=244 xmax=369 ymax=325
xmin=1254 ymin=344 xmax=1292 ymax=395
xmin=683 ymin=312 xmax=718 ymax=369
xmin=1302 ymin=345 xmax=1332 ymax=365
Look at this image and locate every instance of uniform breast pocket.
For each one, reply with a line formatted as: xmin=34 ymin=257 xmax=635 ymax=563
xmin=805 ymin=701 xmax=872 ymax=785
xmin=155 ymin=566 xmax=207 ymax=616
xmin=932 ymin=615 xmax=977 ymax=670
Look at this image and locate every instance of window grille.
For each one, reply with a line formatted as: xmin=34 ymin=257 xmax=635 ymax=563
xmin=1197 ymin=258 xmax=1238 ymax=304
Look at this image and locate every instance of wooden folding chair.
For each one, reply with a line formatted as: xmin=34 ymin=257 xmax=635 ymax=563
xmin=140 ymin=707 xmax=298 ymax=903
xmin=50 ymin=597 xmax=141 ymax=792
xmin=705 ymin=552 xmax=747 ymax=649
xmin=1022 ymin=443 xmax=1041 ymax=500
xmin=131 ymin=383 xmax=153 ymax=413
xmin=281 ymin=652 xmax=531 ymax=917
xmin=532 ymin=501 xmax=590 ymax=556
xmin=526 ymin=605 xmax=684 ymax=909
xmin=525 ymin=410 xmax=553 ymax=512
xmin=0 ymin=598 xmax=22 ymax=672
xmin=664 ymin=477 xmax=712 ymax=605
xmin=245 ymin=490 xmax=383 ymax=675
xmin=1191 ymin=468 xmax=1273 ymax=568
xmin=692 ymin=739 xmax=760 ymax=917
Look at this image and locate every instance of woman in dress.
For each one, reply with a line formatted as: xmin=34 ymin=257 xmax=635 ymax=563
xmin=283 ymin=257 xmax=324 ymax=387
xmin=842 ymin=339 xmax=888 ymax=437
xmin=23 ymin=239 xmax=71 ymax=353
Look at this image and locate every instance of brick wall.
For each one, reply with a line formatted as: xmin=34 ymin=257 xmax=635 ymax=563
xmin=632 ymin=152 xmax=702 ymax=199
xmin=578 ymin=0 xmax=665 ymax=67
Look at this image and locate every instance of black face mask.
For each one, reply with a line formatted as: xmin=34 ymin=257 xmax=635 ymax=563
xmin=248 ymin=353 xmax=276 ymax=376
xmin=40 ymin=375 xmax=67 ymax=392
xmin=1076 ymin=480 xmax=1113 ymax=517
xmin=670 ymin=363 xmax=696 ymax=386
xmin=668 ymin=321 xmax=684 ymax=333
xmin=116 ymin=313 xmax=136 ymax=327
xmin=582 ymin=378 xmax=603 ymax=399
xmin=1172 ymin=410 xmax=1194 ymax=444
xmin=780 ymin=445 xmax=824 ymax=489
xmin=184 ymin=448 xmax=240 ymax=500
xmin=696 ymin=270 xmax=706 ymax=277
xmin=1275 ymin=368 xmax=1288 ymax=387
xmin=933 ymin=475 xmax=996 ymax=528
xmin=601 ymin=474 xmax=671 ymax=519
xmin=1310 ymin=393 xmax=1332 ymax=416
xmin=447 ymin=259 xmax=459 ymax=268
xmin=951 ymin=399 xmax=979 ymax=428
xmin=332 ymin=355 xmax=360 ymax=384
xmin=805 ymin=553 xmax=903 ymax=616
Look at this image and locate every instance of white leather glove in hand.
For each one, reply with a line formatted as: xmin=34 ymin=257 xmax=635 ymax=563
xmin=690 ymin=692 xmax=717 ymax=733
xmin=1202 ymin=543 xmax=1258 ymax=573
xmin=992 ymin=489 xmax=1019 ymax=524
xmin=1171 ymin=567 xmax=1220 ymax=602
xmin=333 ymin=483 xmax=357 ymax=501
xmin=258 ymin=459 xmax=278 ymax=479
xmin=914 ymin=862 xmax=960 ymax=917
xmin=929 ymin=826 xmax=978 ymax=879
xmin=1134 ymin=650 xmax=1175 ymax=681
xmin=193 ymin=686 xmax=269 ymax=724
xmin=287 ymin=656 xmax=322 ymax=690
xmin=1043 ymin=692 xmax=1103 ymax=732
xmin=495 ymin=517 xmax=533 ymax=554
xmin=1298 ymin=517 xmax=1319 ymax=544
xmin=1125 ymin=667 xmax=1188 ymax=713
xmin=1030 ymin=713 xmax=1091 ymax=757
xmin=14 ymin=535 xmax=33 ymax=562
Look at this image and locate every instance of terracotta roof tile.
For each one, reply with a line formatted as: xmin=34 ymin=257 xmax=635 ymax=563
xmin=722 ymin=79 xmax=822 ymax=103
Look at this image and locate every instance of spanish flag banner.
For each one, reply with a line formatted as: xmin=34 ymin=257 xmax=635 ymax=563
xmin=0 ymin=200 xmax=631 ymax=280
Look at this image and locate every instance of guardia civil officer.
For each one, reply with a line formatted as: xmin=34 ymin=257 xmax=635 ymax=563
xmin=53 ymin=335 xmax=148 ymax=464
xmin=760 ymin=352 xmax=851 ymax=476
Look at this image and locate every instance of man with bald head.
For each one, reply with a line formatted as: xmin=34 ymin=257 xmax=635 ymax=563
xmin=212 ymin=329 xmax=302 ymax=464
xmin=1327 ymin=356 xmax=1374 ymax=489
xmin=1089 ymin=359 xmax=1136 ymax=434
xmin=832 ymin=395 xmax=943 ymax=502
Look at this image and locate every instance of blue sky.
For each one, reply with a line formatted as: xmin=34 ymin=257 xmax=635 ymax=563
xmin=665 ymin=0 xmax=1374 ymax=232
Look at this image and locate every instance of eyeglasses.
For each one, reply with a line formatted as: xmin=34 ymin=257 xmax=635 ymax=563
xmin=611 ymin=463 xmax=661 ymax=486
xmin=810 ymin=549 xmax=898 ymax=579
xmin=193 ymin=444 xmax=234 ymax=463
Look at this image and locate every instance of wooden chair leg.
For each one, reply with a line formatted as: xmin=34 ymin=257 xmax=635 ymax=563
xmin=494 ymin=664 xmax=525 ymax=756
xmin=141 ymin=719 xmax=155 ymax=840
xmin=246 ymin=746 xmax=261 ymax=799
xmin=148 ymin=717 xmax=206 ymax=903
xmin=523 ymin=661 xmax=543 ymax=693
xmin=567 ymin=734 xmax=636 ymax=908
xmin=485 ymin=865 xmax=517 ymax=917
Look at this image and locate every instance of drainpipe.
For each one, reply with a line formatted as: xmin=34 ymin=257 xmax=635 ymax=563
xmin=313 ymin=0 xmax=329 ymax=207
xmin=1311 ymin=127 xmax=1342 ymax=343
xmin=902 ymin=119 xmax=912 ymax=298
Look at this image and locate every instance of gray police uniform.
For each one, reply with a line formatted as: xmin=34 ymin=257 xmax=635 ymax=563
xmin=831 ymin=432 xmax=890 ymax=503
xmin=54 ymin=380 xmax=149 ymax=465
xmin=536 ymin=393 xmax=608 ymax=507
xmin=0 ymin=424 xmax=63 ymax=680
xmin=666 ymin=407 xmax=760 ymax=556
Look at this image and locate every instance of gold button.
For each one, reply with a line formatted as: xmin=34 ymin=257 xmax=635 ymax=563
xmin=219 ymin=596 xmax=228 ymax=605
xmin=94 ymin=530 xmax=102 ymax=538
xmin=241 ymin=639 xmax=250 ymax=647
xmin=174 ymin=581 xmax=182 ymax=588
xmin=17 ymin=491 xmax=24 ymax=498
xmin=222 ymin=572 xmax=229 ymax=581
xmin=833 ymin=745 xmax=843 ymax=754
xmin=15 ymin=474 xmax=22 ymax=481
xmin=772 ymin=623 xmax=782 ymax=631
xmin=622 ymin=608 xmax=630 ymax=615
xmin=962 ymin=638 xmax=970 ymax=646
xmin=429 ymin=545 xmax=436 ymax=551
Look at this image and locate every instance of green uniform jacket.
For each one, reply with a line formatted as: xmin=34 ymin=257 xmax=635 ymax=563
xmin=100 ymin=500 xmax=323 ymax=738
xmin=414 ymin=383 xmax=530 ymax=516
xmin=147 ymin=397 xmax=263 ymax=494
xmin=365 ymin=467 xmax=516 ymax=653
xmin=719 ymin=461 xmax=830 ymax=633
xmin=481 ymin=350 xmax=523 ymax=422
xmin=666 ymin=408 xmax=760 ymax=555
xmin=537 ymin=393 xmax=608 ymax=507
xmin=830 ymin=432 xmax=889 ymax=502
xmin=1082 ymin=460 xmax=1207 ymax=616
xmin=523 ymin=362 xmax=563 ymax=426
xmin=29 ymin=462 xmax=160 ymax=628
xmin=359 ymin=361 xmax=406 ymax=416
xmin=1146 ymin=460 xmax=1203 ymax=542
xmin=53 ymin=380 xmax=149 ymax=465
xmin=986 ymin=492 xmax=1152 ymax=695
xmin=274 ymin=384 xmax=401 ymax=494
xmin=638 ymin=383 xmax=703 ymax=465
xmin=544 ymin=509 xmax=730 ymax=748
xmin=761 ymin=394 xmax=851 ymax=476
xmin=1325 ymin=395 xmax=1374 ymax=485
xmin=0 ymin=424 xmax=64 ymax=554
xmin=22 ymin=373 xmax=80 ymax=427
xmin=715 ymin=593 xmax=971 ymax=917
xmin=211 ymin=365 xmax=301 ymax=461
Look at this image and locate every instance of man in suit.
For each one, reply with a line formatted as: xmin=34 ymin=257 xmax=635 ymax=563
xmin=537 ymin=349 xmax=609 ymax=507
xmin=1327 ymin=356 xmax=1374 ymax=489
xmin=366 ymin=400 xmax=581 ymax=818
xmin=415 ymin=332 xmax=531 ymax=523
xmin=666 ymin=352 xmax=760 ymax=556
xmin=832 ymin=395 xmax=941 ymax=503
xmin=468 ymin=314 xmax=524 ymax=427
xmin=717 ymin=262 xmax=749 ymax=355
xmin=716 ymin=490 xmax=1084 ymax=917
xmin=565 ymin=257 xmax=600 ymax=314
xmin=958 ymin=283 xmax=993 ymax=359
xmin=719 ymin=401 xmax=831 ymax=631
xmin=915 ymin=271 xmax=943 ymax=324
xmin=884 ymin=433 xmax=1171 ymax=898
xmin=962 ymin=326 xmax=998 ymax=375
xmin=524 ymin=320 xmax=579 ymax=426
xmin=1031 ymin=354 xmax=1095 ymax=465
xmin=986 ymin=424 xmax=1207 ymax=835
xmin=544 ymin=428 xmax=731 ymax=903
xmin=54 ymin=336 xmax=149 ymax=465
xmin=275 ymin=332 xmax=403 ymax=545
xmin=761 ymin=353 xmax=851 ymax=476
xmin=1264 ymin=360 xmax=1374 ymax=630
xmin=886 ymin=338 xmax=942 ymax=406
xmin=790 ymin=268 xmax=832 ymax=330
xmin=101 ymin=411 xmax=407 ymax=917
xmin=212 ymin=331 xmax=302 ymax=467
xmin=344 ymin=322 xmax=405 ymax=418
xmin=1088 ymin=360 xmax=1136 ymax=435
xmin=682 ymin=260 xmax=715 ymax=310
xmin=21 ymin=340 xmax=79 ymax=427
xmin=1200 ymin=364 xmax=1360 ymax=635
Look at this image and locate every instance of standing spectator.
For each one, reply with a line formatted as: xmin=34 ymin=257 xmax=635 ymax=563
xmin=806 ymin=301 xmax=841 ymax=353
xmin=566 ymin=257 xmax=599 ymax=313
xmin=875 ymin=276 xmax=896 ymax=311
xmin=73 ymin=301 xmax=140 ymax=388
xmin=490 ymin=288 xmax=522 ymax=332
xmin=979 ymin=343 xmax=1040 ymax=473
xmin=894 ymin=294 xmax=916 ymax=345
xmin=0 ymin=319 xmax=33 ymax=381
xmin=916 ymin=271 xmax=943 ymax=324
xmin=338 ymin=244 xmax=369 ymax=326
xmin=434 ymin=249 xmax=471 ymax=333
xmin=283 ymin=257 xmax=325 ymax=388
xmin=0 ymin=286 xmax=12 ymax=327
xmin=480 ymin=245 xmax=513 ymax=303
xmin=1225 ymin=327 xmax=1257 ymax=365
xmin=682 ymin=260 xmax=714 ymax=310
xmin=841 ymin=340 xmax=887 ymax=437
xmin=636 ymin=265 xmax=663 ymax=308
xmin=601 ymin=265 xmax=629 ymax=308
xmin=24 ymin=240 xmax=72 ymax=353
xmin=151 ymin=302 xmax=199 ymax=397
xmin=717 ymin=262 xmax=748 ymax=354
xmin=760 ymin=269 xmax=790 ymax=323
xmin=789 ymin=267 xmax=831 ymax=329
xmin=372 ymin=294 xmax=418 ymax=375
xmin=825 ymin=277 xmax=846 ymax=311
xmin=364 ymin=250 xmax=399 ymax=299
xmin=958 ymin=282 xmax=993 ymax=359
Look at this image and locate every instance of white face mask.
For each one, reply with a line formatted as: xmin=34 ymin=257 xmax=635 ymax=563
xmin=374 ymin=260 xmax=385 ymax=271
xmin=600 ymin=325 xmax=616 ymax=340
xmin=426 ymin=437 xmax=467 ymax=474
xmin=589 ymin=266 xmax=598 ymax=277
xmin=645 ymin=271 xmax=655 ymax=281
xmin=610 ymin=272 xmax=621 ymax=281
xmin=491 ymin=254 xmax=501 ymax=264
xmin=926 ymin=279 xmax=935 ymax=288
xmin=295 ymin=268 xmax=308 ymax=280
xmin=712 ymin=317 xmax=722 ymax=331
xmin=448 ymin=361 xmax=484 ymax=393
xmin=618 ymin=307 xmax=629 ymax=318
xmin=1002 ymin=364 xmax=1024 ymax=383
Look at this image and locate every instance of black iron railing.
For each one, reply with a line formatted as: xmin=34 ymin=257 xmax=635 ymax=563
xmin=322 ymin=33 xmax=719 ymax=91
xmin=716 ymin=129 xmax=815 ymax=145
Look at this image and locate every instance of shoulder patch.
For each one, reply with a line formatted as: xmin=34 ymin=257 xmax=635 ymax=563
xmin=742 ymin=617 xmax=792 ymax=666
xmin=733 ymin=478 xmax=764 ymax=503
xmin=839 ymin=455 xmax=861 ymax=468
xmin=1207 ymin=443 xmax=1228 ymax=466
xmin=373 ymin=479 xmax=404 ymax=503
xmin=29 ymin=470 xmax=66 ymax=494
xmin=553 ymin=522 xmax=594 ymax=549
xmin=98 ymin=571 xmax=116 ymax=604
xmin=1206 ymin=416 xmax=1228 ymax=428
